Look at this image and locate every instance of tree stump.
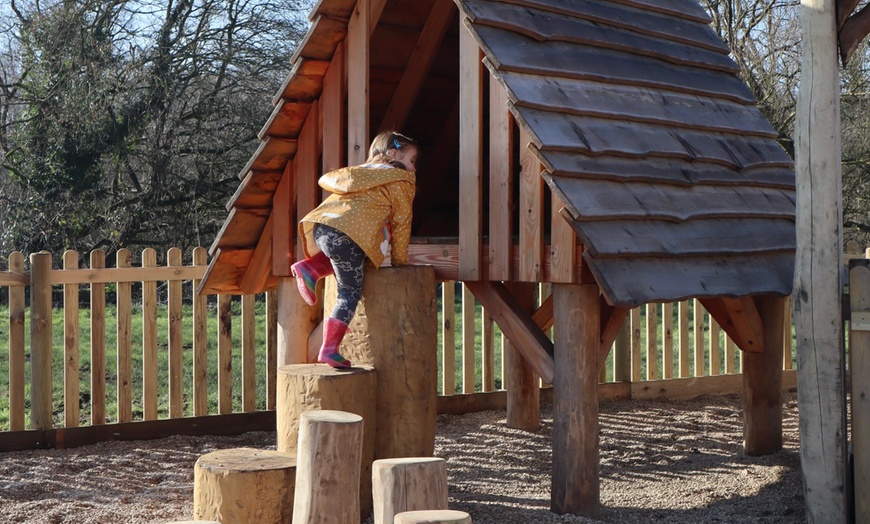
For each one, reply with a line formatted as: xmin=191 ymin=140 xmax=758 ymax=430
xmin=372 ymin=457 xmax=448 ymax=524
xmin=325 ymin=265 xmax=438 ymax=459
xmin=293 ymin=410 xmax=364 ymax=524
xmin=277 ymin=363 xmax=376 ymax=517
xmin=193 ymin=448 xmax=296 ymax=523
xmin=393 ymin=510 xmax=472 ymax=524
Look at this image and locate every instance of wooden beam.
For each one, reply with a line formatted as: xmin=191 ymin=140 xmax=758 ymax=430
xmin=698 ymin=296 xmax=765 ymax=353
xmin=463 ymin=280 xmax=555 ymax=383
xmin=489 ymin=81 xmax=514 ymax=281
xmin=839 ymin=3 xmax=870 ymax=64
xmin=368 ymin=0 xmax=388 ymax=36
xmin=599 ymin=301 xmax=629 ymax=372
xmin=459 ymin=18 xmax=484 ymax=281
xmin=379 ymin=1 xmax=455 ymax=132
xmin=532 ymin=294 xmax=553 ymax=332
xmin=272 ymin=160 xmax=295 ymax=277
xmin=850 ymin=264 xmax=870 ymax=523
xmin=743 ymin=294 xmax=786 ymax=456
xmin=837 ymin=0 xmax=861 ymax=29
xmin=519 ymin=128 xmax=544 ymax=281
xmin=347 ymin=0 xmax=369 ymax=165
xmin=321 ymin=42 xmax=345 ymax=175
xmin=239 ymin=214 xmax=274 ymax=294
xmin=503 ymin=282 xmax=540 ymax=430
xmin=795 ymin=0 xmax=849 ymax=520
xmin=295 ymin=100 xmax=322 ymax=260
xmin=551 ymin=283 xmax=600 ymax=517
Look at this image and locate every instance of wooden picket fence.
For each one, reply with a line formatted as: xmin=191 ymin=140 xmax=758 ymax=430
xmin=1 ymin=247 xmax=797 ymax=438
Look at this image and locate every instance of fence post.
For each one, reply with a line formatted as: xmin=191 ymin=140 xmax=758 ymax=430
xmin=30 ymin=251 xmax=53 ymax=430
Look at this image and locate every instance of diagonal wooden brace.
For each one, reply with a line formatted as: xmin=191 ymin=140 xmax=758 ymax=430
xmin=464 ymin=281 xmax=555 ymax=383
xmin=699 ymin=296 xmax=765 ymax=353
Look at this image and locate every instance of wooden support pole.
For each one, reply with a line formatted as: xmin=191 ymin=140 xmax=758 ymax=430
xmin=277 ymin=278 xmax=319 ymax=366
xmin=795 ymin=0 xmax=849 ymax=521
xmin=276 ymin=364 xmax=376 ymax=518
xmin=194 ymin=448 xmax=296 ymax=523
xmin=324 ymin=266 xmax=438 ymax=459
xmin=551 ymin=283 xmax=600 ymax=517
xmin=458 ymin=16 xmax=484 ymax=281
xmin=742 ymin=295 xmax=786 ymax=456
xmin=30 ymin=251 xmax=53 ymax=430
xmin=347 ymin=0 xmax=370 ymax=166
xmin=849 ymin=264 xmax=870 ymax=523
xmin=503 ymin=281 xmax=540 ymax=431
xmin=394 ymin=510 xmax=471 ymax=524
xmin=372 ymin=457 xmax=448 ymax=524
xmin=293 ymin=410 xmax=364 ymax=524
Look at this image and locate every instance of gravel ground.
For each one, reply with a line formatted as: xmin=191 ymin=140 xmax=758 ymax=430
xmin=0 ymin=393 xmax=804 ymax=523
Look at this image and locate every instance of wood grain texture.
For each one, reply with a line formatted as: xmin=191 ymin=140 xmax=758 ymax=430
xmin=90 ymin=250 xmax=106 ymax=426
xmin=850 ymin=265 xmax=870 ymax=523
xmin=167 ymin=248 xmax=184 ymax=419
xmin=324 ymin=266 xmax=439 ymax=460
xmin=30 ymin=252 xmax=53 ymax=430
xmin=62 ymin=251 xmax=80 ymax=429
xmin=459 ymin=20 xmax=484 ymax=280
xmin=523 ymin=110 xmax=791 ymax=168
xmin=8 ymin=252 xmax=25 ymax=431
xmin=472 ymin=25 xmax=755 ymax=104
xmin=274 ymin=58 xmax=330 ymax=104
xmin=372 ymin=458 xmax=448 ymax=524
xmin=116 ymin=249 xmax=133 ymax=423
xmin=276 ymin=364 xmax=376 ymax=517
xmin=293 ymin=410 xmax=364 ymax=524
xmin=192 ymin=248 xmax=209 ymax=417
xmin=227 ymin=170 xmax=282 ymax=211
xmin=742 ymin=294 xmax=785 ymax=456
xmin=142 ymin=249 xmax=159 ymax=420
xmin=503 ymin=281 xmax=540 ymax=431
xmin=194 ymin=448 xmax=296 ymax=523
xmin=540 ymin=151 xmax=794 ymax=188
xmin=498 ymin=72 xmax=775 ymax=137
xmin=493 ymin=0 xmax=721 ymax=48
xmin=551 ymin=283 xmax=600 ymax=517
xmin=488 ymin=81 xmax=513 ymax=281
xmin=465 ymin=1 xmax=736 ymax=73
xmin=587 ymin=252 xmax=794 ymax=307
xmin=567 ymin=218 xmax=795 ymax=258
xmin=550 ymin=178 xmax=794 ymax=223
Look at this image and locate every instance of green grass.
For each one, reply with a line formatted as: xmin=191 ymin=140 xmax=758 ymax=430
xmin=0 ymin=289 xmax=799 ymax=430
xmin=0 ymin=296 xmax=271 ymax=430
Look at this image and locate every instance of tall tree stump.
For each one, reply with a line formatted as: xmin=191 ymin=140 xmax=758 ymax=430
xmin=277 ymin=363 xmax=376 ymax=516
xmin=393 ymin=510 xmax=472 ymax=524
xmin=193 ymin=448 xmax=296 ymax=523
xmin=293 ymin=410 xmax=365 ymax=524
xmin=325 ymin=265 xmax=438 ymax=459
xmin=372 ymin=457 xmax=448 ymax=524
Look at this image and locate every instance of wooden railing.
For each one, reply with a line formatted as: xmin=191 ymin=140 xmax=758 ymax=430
xmin=1 ymin=248 xmax=796 ymax=437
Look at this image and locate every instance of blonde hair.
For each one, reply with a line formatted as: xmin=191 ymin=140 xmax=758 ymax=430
xmin=367 ymin=131 xmax=417 ymax=168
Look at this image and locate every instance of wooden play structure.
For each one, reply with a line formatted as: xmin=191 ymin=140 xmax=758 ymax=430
xmin=199 ymin=0 xmax=799 ymax=518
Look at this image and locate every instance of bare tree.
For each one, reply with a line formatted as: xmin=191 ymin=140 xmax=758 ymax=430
xmin=0 ymin=0 xmax=314 ymax=261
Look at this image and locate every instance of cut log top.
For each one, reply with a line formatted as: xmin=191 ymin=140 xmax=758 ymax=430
xmin=279 ymin=363 xmax=375 ymax=377
xmin=196 ymin=448 xmax=297 ymax=472
xmin=394 ymin=509 xmax=472 ymax=524
xmin=301 ymin=409 xmax=364 ymax=424
xmin=374 ymin=457 xmax=445 ymax=467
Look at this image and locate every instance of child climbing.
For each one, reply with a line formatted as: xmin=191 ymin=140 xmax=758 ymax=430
xmin=291 ymin=131 xmax=418 ymax=368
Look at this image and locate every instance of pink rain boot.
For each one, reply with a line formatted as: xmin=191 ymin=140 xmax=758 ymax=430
xmin=290 ymin=251 xmax=333 ymax=305
xmin=318 ymin=317 xmax=352 ymax=369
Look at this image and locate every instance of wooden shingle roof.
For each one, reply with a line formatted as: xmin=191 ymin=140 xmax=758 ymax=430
xmin=456 ymin=0 xmax=795 ymax=307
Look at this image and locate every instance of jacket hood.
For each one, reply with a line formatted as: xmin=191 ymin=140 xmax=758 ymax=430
xmin=318 ymin=164 xmax=416 ymax=194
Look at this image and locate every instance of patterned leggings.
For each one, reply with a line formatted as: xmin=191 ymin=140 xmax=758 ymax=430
xmin=313 ymin=224 xmax=366 ymax=324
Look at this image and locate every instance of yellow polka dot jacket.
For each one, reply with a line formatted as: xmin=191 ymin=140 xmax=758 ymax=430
xmin=299 ymin=164 xmax=416 ymax=268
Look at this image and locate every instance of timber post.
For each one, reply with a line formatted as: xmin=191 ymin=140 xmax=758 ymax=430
xmin=742 ymin=295 xmax=786 ymax=456
xmin=551 ymin=283 xmax=600 ymax=517
xmin=795 ymin=0 xmax=849 ymax=520
xmin=277 ymin=278 xmax=319 ymax=366
xmin=849 ymin=264 xmax=870 ymax=523
xmin=30 ymin=251 xmax=52 ymax=431
xmin=503 ymin=281 xmax=540 ymax=430
xmin=325 ymin=265 xmax=438 ymax=459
